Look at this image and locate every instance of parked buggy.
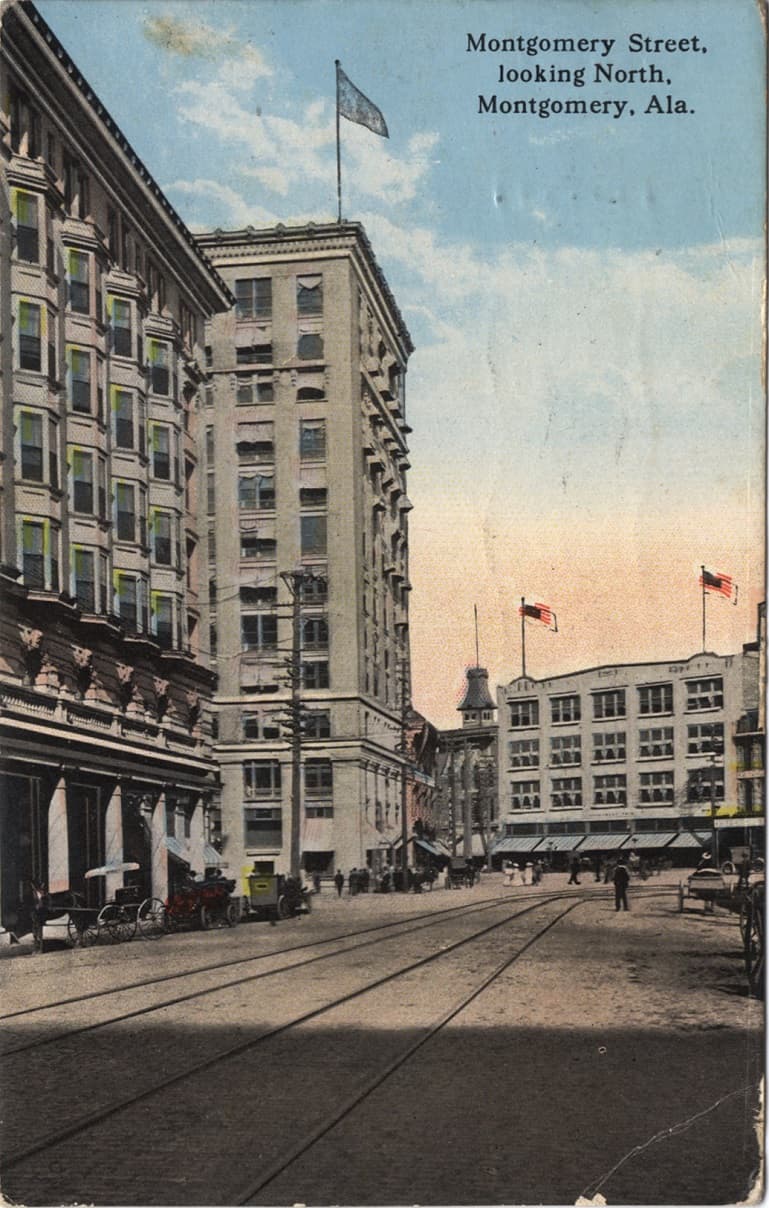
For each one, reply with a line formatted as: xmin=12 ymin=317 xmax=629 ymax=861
xmin=30 ymin=862 xmax=166 ymax=948
xmin=165 ymin=871 xmax=239 ymax=931
xmin=446 ymin=857 xmax=475 ymax=889
xmin=242 ymin=872 xmax=311 ymax=923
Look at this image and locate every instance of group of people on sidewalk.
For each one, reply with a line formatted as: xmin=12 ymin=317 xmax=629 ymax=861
xmin=502 ymin=860 xmax=543 ymax=886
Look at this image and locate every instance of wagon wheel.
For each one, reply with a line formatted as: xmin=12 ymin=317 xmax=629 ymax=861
xmin=137 ymin=897 xmax=167 ymax=939
xmin=277 ymin=894 xmax=293 ymax=920
xmin=678 ymin=884 xmax=685 ymax=913
xmin=739 ymin=896 xmax=752 ymax=944
xmin=98 ymin=903 xmax=137 ymax=943
xmin=67 ymin=912 xmax=99 ymax=948
xmin=200 ymin=904 xmax=217 ymax=930
xmin=745 ymin=887 xmax=765 ymax=999
xmin=225 ymin=900 xmax=239 ymax=927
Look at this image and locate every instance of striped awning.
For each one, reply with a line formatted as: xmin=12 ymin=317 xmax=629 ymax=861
xmin=414 ymin=837 xmax=442 ymax=857
xmin=668 ymin=831 xmax=712 ymax=849
xmin=301 ymin=817 xmax=334 ymax=852
xmin=578 ymin=833 xmax=631 ymax=852
xmin=626 ymin=832 xmax=678 ymax=850
xmin=203 ymin=843 xmax=225 ymax=866
xmin=492 ymin=835 xmax=543 ymax=854
xmin=163 ymin=836 xmax=189 ymax=861
xmin=540 ymin=834 xmax=586 ymax=853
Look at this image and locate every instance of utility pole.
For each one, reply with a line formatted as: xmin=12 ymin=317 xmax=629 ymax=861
xmin=449 ymin=747 xmax=458 ymax=856
xmin=462 ymin=736 xmax=472 ymax=860
xmin=280 ymin=570 xmax=304 ymax=880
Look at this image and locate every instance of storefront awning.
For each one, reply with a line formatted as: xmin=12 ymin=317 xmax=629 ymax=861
xmin=492 ymin=835 xmax=543 ymax=854
xmin=414 ymin=837 xmax=442 ymax=857
xmin=540 ymin=834 xmax=586 ymax=853
xmin=203 ymin=844 xmax=225 ymax=866
xmin=626 ymin=832 xmax=678 ymax=850
xmin=163 ymin=836 xmax=189 ymax=861
xmin=668 ymin=831 xmax=712 ymax=849
xmin=579 ymin=833 xmax=631 ymax=852
xmin=301 ymin=818 xmax=334 ymax=852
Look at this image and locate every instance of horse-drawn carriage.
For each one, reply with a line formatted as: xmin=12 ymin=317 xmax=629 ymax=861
xmin=446 ymin=857 xmax=475 ymax=889
xmin=677 ymin=859 xmax=765 ymax=999
xmin=32 ymin=862 xmax=166 ymax=948
xmin=242 ymin=872 xmax=311 ymax=923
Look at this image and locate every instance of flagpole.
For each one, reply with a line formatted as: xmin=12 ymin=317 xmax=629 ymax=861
xmin=521 ymin=597 xmax=527 ymax=679
xmin=474 ymin=604 xmax=480 ymax=668
xmin=701 ymin=564 xmax=706 ymax=652
xmin=335 ymin=60 xmax=342 ymax=223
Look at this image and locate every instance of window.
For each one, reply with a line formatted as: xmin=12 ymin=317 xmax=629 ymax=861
xmin=639 ymin=770 xmax=674 ymax=804
xmin=72 ymin=547 xmax=95 ymax=612
xmin=594 ymin=774 xmax=627 ymax=806
xmin=148 ymin=340 xmax=170 ymax=395
xmin=297 ymin=276 xmax=322 ymax=315
xmin=244 ymin=760 xmax=281 ymax=798
xmin=151 ymin=593 xmax=175 ymax=648
xmin=300 ymin=487 xmax=327 ymax=508
xmin=236 ymin=343 xmax=272 ymax=366
xmin=235 ymin=278 xmax=272 ymax=320
xmin=300 ymin=420 xmax=326 ymax=460
xmin=151 ymin=425 xmax=171 ymax=480
xmin=236 ymin=421 xmax=274 ymax=461
xmin=241 ymin=533 xmax=277 ymax=560
xmin=9 ymin=87 xmax=40 ymax=158
xmin=21 ymin=519 xmax=44 ymax=589
xmin=71 ymin=448 xmax=94 ymax=513
xmin=592 ymin=731 xmax=626 ymax=763
xmin=305 ymin=805 xmax=334 ymax=819
xmin=297 ymin=386 xmax=325 ymax=401
xmin=509 ymin=738 xmax=539 ymax=768
xmin=551 ymin=694 xmax=580 ymax=724
xmin=687 ymin=722 xmax=724 ymax=756
xmin=510 ymin=780 xmax=540 ymax=811
xmin=687 ymin=768 xmax=725 ymax=805
xmin=550 ymin=735 xmax=581 ymax=766
xmin=509 ymin=699 xmax=539 ymax=728
xmin=301 ymin=515 xmax=327 ymax=556
xmin=303 ymin=661 xmax=329 ymax=689
xmin=302 ymin=616 xmax=328 ymax=649
xmin=110 ymin=298 xmax=132 ymax=357
xmin=244 ymin=807 xmax=282 ymax=847
xmin=236 ymin=374 xmax=274 ymax=405
xmin=113 ymin=390 xmax=134 ymax=449
xmin=304 ymin=758 xmax=332 ymax=796
xmin=49 ymin=418 xmax=59 ymax=488
xmin=18 ymin=301 xmax=41 ymax=371
xmin=238 ymin=473 xmax=275 ymax=510
xmin=19 ymin=411 xmax=43 ymax=481
xmin=67 ymin=250 xmax=90 ymax=313
xmin=297 ymin=332 xmax=324 ymax=360
xmin=300 ymin=573 xmax=328 ymax=603
xmin=638 ymin=683 xmax=673 ymax=716
xmin=151 ymin=511 xmax=173 ymax=565
xmin=639 ymin=727 xmax=674 ymax=758
xmin=15 ymin=191 xmax=38 ymax=262
xmin=242 ymin=613 xmax=278 ymax=652
xmin=551 ymin=777 xmax=582 ymax=809
xmin=592 ymin=689 xmax=626 ymax=719
xmin=686 ymin=677 xmax=724 ymax=712
xmin=303 ymin=710 xmax=331 ymax=739
xmin=116 ymin=573 xmax=148 ymax=633
xmin=242 ymin=713 xmax=281 ymax=741
xmin=115 ymin=482 xmax=136 ymax=541
xmin=69 ymin=347 xmax=91 ymax=412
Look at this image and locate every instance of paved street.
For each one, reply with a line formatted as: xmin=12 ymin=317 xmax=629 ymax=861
xmin=0 ymin=873 xmax=762 ymax=1206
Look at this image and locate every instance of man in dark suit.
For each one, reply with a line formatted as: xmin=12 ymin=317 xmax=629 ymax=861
xmin=613 ymin=859 xmax=630 ymax=911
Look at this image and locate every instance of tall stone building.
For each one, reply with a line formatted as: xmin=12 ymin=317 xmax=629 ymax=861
xmin=435 ymin=665 xmax=499 ymax=861
xmin=0 ymin=1 xmax=232 ymax=933
xmin=195 ymin=223 xmax=414 ymax=886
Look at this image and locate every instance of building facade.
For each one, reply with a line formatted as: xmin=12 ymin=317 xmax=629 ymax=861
xmin=0 ymin=2 xmax=232 ymax=933
xmin=496 ymin=649 xmax=763 ymax=865
xmin=436 ymin=666 xmax=499 ymax=861
xmin=195 ymin=223 xmax=414 ymax=889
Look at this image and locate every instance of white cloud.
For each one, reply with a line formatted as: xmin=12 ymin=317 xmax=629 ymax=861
xmin=162 ymin=179 xmax=278 ymax=228
xmin=144 ymin=12 xmax=272 ymax=87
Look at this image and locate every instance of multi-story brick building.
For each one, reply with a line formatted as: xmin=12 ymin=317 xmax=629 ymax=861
xmin=195 ymin=223 xmax=414 ymax=887
xmin=0 ymin=1 xmax=232 ymax=933
xmin=496 ymin=649 xmax=763 ymax=866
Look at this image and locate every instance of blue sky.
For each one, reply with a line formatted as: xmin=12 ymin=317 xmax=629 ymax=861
xmin=38 ymin=0 xmax=765 ymax=725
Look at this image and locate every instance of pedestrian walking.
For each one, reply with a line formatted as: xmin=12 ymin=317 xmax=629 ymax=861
xmin=524 ymin=862 xmax=533 ymax=885
xmin=594 ymin=855 xmax=603 ymax=882
xmin=533 ymin=859 xmax=543 ymax=885
xmin=613 ymin=858 xmax=630 ymax=911
xmin=568 ymin=855 xmax=581 ymax=885
xmin=334 ymin=869 xmax=344 ymax=897
xmin=503 ymin=860 xmax=513 ymax=886
xmin=312 ymin=871 xmax=321 ymax=894
xmin=510 ymin=863 xmax=520 ymax=886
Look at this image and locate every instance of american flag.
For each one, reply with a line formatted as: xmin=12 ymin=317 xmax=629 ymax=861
xmin=518 ymin=602 xmax=557 ymax=630
xmin=699 ymin=569 xmax=737 ymax=602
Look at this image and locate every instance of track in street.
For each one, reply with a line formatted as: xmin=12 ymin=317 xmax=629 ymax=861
xmin=3 ymin=890 xmax=602 ymax=1182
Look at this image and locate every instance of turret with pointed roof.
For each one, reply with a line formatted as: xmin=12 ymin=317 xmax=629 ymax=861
xmin=458 ymin=667 xmax=497 ymax=728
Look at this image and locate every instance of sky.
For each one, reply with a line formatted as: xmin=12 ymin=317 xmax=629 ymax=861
xmin=37 ymin=0 xmax=766 ymax=727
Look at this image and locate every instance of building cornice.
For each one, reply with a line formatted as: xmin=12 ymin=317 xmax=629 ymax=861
xmin=4 ymin=1 xmax=233 ymax=316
